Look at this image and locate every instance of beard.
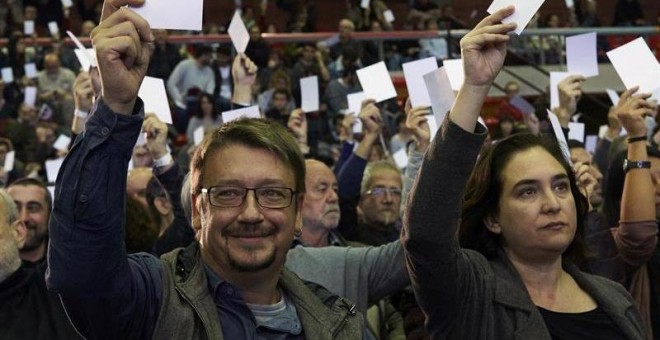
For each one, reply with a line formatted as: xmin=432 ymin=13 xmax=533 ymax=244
xmin=222 ymin=224 xmax=278 ymax=272
xmin=21 ymin=225 xmax=47 ymax=252
xmin=227 ymin=246 xmax=276 ymax=272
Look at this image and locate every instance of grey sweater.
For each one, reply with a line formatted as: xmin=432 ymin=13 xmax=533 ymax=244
xmin=402 ymin=119 xmax=647 ymax=339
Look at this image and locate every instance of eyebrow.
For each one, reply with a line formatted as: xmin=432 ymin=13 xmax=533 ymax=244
xmin=511 ymin=173 xmax=569 ymax=190
xmin=211 ymin=178 xmax=290 ymax=187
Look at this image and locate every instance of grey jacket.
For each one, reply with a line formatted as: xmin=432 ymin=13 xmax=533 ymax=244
xmin=153 ymin=243 xmax=366 ymax=339
xmin=402 ymin=119 xmax=647 ymax=339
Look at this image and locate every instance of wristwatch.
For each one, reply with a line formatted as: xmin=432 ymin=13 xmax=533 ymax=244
xmin=623 ymin=159 xmax=651 ymax=173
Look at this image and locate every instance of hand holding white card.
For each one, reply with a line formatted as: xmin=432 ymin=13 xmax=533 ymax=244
xmin=45 ymin=158 xmax=65 ymax=184
xmin=24 ymin=86 xmax=37 ymax=107
xmin=24 ymin=63 xmax=38 ymax=79
xmin=393 ymin=148 xmax=408 ymax=169
xmin=568 ymin=122 xmax=585 ymax=142
xmin=585 ymin=135 xmax=597 ymax=154
xmin=550 ymin=72 xmax=573 ymax=109
xmin=566 ymin=32 xmax=598 ymax=78
xmin=347 ymin=92 xmax=367 ymax=133
xmin=48 ymin=22 xmax=59 ymax=36
xmin=228 ymin=11 xmax=250 ymax=53
xmin=222 ymin=105 xmax=261 ymax=123
xmin=61 ymin=0 xmax=73 ymax=8
xmin=53 ymin=135 xmax=72 ymax=151
xmin=131 ymin=0 xmax=203 ymax=31
xmin=138 ymin=77 xmax=173 ymax=124
xmin=300 ymin=76 xmax=320 ymax=113
xmin=1 ymin=67 xmax=14 ymax=84
xmin=606 ymin=89 xmax=620 ymax=105
xmin=193 ymin=127 xmax=205 ymax=146
xmin=442 ymin=59 xmax=464 ymax=91
xmin=356 ymin=62 xmax=397 ymax=103
xmin=24 ymin=21 xmax=34 ymax=35
xmin=509 ymin=95 xmax=535 ymax=115
xmin=383 ymin=10 xmax=395 ymax=23
xmin=402 ymin=57 xmax=438 ymax=107
xmin=361 ymin=0 xmax=370 ymax=9
xmin=423 ymin=66 xmax=456 ymax=127
xmin=607 ymin=37 xmax=660 ymax=94
xmin=3 ymin=151 xmax=15 ymax=172
xmin=487 ymin=0 xmax=545 ymax=35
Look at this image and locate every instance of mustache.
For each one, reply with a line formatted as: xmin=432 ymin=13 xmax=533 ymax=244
xmin=24 ymin=221 xmax=38 ymax=230
xmin=325 ymin=205 xmax=340 ymax=213
xmin=222 ymin=225 xmax=276 ymax=238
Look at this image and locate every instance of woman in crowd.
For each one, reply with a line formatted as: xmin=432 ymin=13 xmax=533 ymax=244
xmin=402 ymin=6 xmax=650 ymax=339
xmin=185 ymin=92 xmax=222 ymax=144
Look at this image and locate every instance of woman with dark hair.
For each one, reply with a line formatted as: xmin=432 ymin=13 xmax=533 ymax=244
xmin=402 ymin=6 xmax=647 ymax=339
xmin=185 ymin=92 xmax=222 ymax=144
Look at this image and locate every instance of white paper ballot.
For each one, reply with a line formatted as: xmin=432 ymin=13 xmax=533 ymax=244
xmin=131 ymin=0 xmax=203 ymax=31
xmin=383 ymin=10 xmax=395 ymax=23
xmin=193 ymin=126 xmax=205 ymax=146
xmin=607 ymin=37 xmax=660 ymax=94
xmin=138 ymin=77 xmax=173 ymax=124
xmin=347 ymin=92 xmax=367 ymax=133
xmin=393 ymin=148 xmax=409 ymax=169
xmin=24 ymin=86 xmax=37 ymax=107
xmin=24 ymin=21 xmax=34 ymax=35
xmin=509 ymin=95 xmax=535 ymax=115
xmin=423 ymin=67 xmax=456 ymax=125
xmin=403 ymin=57 xmax=438 ymax=107
xmin=222 ymin=105 xmax=261 ymax=123
xmin=606 ymin=89 xmax=620 ymax=105
xmin=427 ymin=114 xmax=440 ymax=141
xmin=300 ymin=76 xmax=320 ymax=113
xmin=356 ymin=62 xmax=397 ymax=103
xmin=135 ymin=132 xmax=147 ymax=147
xmin=487 ymin=0 xmax=545 ymax=35
xmin=53 ymin=134 xmax=72 ymax=151
xmin=568 ymin=122 xmax=585 ymax=142
xmin=48 ymin=22 xmax=59 ymax=36
xmin=24 ymin=63 xmax=38 ymax=79
xmin=442 ymin=59 xmax=464 ymax=91
xmin=228 ymin=11 xmax=250 ymax=53
xmin=3 ymin=151 xmax=15 ymax=172
xmin=566 ymin=32 xmax=598 ymax=78
xmin=547 ymin=109 xmax=572 ymax=165
xmin=361 ymin=0 xmax=370 ymax=9
xmin=550 ymin=72 xmax=572 ymax=109
xmin=47 ymin=186 xmax=56 ymax=203
xmin=61 ymin=0 xmax=73 ymax=8
xmin=45 ymin=158 xmax=65 ymax=184
xmin=1 ymin=67 xmax=14 ymax=83
xmin=585 ymin=135 xmax=597 ymax=154
xmin=565 ymin=0 xmax=574 ymax=8
xmin=74 ymin=49 xmax=97 ymax=71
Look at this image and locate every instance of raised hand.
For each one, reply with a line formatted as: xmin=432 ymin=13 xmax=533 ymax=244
xmin=574 ymin=161 xmax=597 ymax=211
xmin=92 ymin=0 xmax=154 ymax=115
xmin=142 ymin=114 xmax=168 ymax=159
xmin=460 ymin=6 xmax=516 ymax=88
xmin=73 ymin=71 xmax=94 ymax=112
xmin=232 ymin=53 xmax=258 ymax=87
xmin=404 ymin=98 xmax=431 ymax=152
xmin=557 ymin=75 xmax=585 ymax=117
xmin=358 ymin=99 xmax=383 ymax=135
xmin=287 ymin=108 xmax=308 ymax=143
xmin=614 ymin=87 xmax=654 ymax=138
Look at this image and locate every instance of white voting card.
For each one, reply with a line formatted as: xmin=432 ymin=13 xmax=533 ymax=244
xmin=607 ymin=37 xmax=660 ymax=94
xmin=222 ymin=105 xmax=261 ymax=123
xmin=566 ymin=32 xmax=598 ymax=78
xmin=606 ymin=89 xmax=619 ymax=106
xmin=547 ymin=109 xmax=572 ymax=165
xmin=138 ymin=77 xmax=173 ymax=125
xmin=423 ymin=66 xmax=455 ymax=127
xmin=487 ymin=0 xmax=545 ymax=35
xmin=402 ymin=57 xmax=438 ymax=107
xmin=24 ymin=86 xmax=37 ymax=107
xmin=347 ymin=92 xmax=366 ymax=133
xmin=194 ymin=126 xmax=205 ymax=146
xmin=300 ymin=76 xmax=320 ymax=113
xmin=45 ymin=158 xmax=65 ymax=184
xmin=568 ymin=122 xmax=585 ymax=143
xmin=550 ymin=72 xmax=572 ymax=110
xmin=53 ymin=134 xmax=72 ymax=151
xmin=1 ymin=67 xmax=14 ymax=83
xmin=130 ymin=0 xmax=203 ymax=31
xmin=356 ymin=62 xmax=397 ymax=103
xmin=442 ymin=59 xmax=464 ymax=91
xmin=24 ymin=21 xmax=34 ymax=35
xmin=24 ymin=63 xmax=38 ymax=79
xmin=228 ymin=11 xmax=250 ymax=53
xmin=3 ymin=151 xmax=15 ymax=172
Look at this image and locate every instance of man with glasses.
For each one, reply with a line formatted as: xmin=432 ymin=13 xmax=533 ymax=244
xmin=46 ymin=1 xmax=365 ymax=339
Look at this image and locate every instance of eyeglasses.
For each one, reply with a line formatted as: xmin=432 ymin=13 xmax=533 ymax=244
xmin=201 ymin=186 xmax=296 ymax=209
xmin=365 ymin=187 xmax=402 ymax=198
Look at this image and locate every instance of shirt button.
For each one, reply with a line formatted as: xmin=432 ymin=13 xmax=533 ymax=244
xmin=101 ymin=127 xmax=110 ymax=136
xmin=79 ymin=194 xmax=88 ymax=203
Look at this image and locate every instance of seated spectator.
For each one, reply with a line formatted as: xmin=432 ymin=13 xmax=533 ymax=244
xmin=328 ymin=46 xmax=360 ymax=81
xmin=324 ymin=65 xmax=360 ymax=119
xmin=0 ymin=189 xmax=81 ymax=339
xmin=7 ymin=177 xmax=51 ymax=264
xmin=125 ymin=196 xmax=159 ymax=253
xmin=127 ymin=167 xmax=153 ymax=208
xmin=37 ymin=53 xmax=76 ymax=128
xmin=245 ymin=25 xmax=270 ymax=69
xmin=330 ymin=19 xmax=363 ymax=63
xmin=145 ymin=176 xmax=174 ymax=237
xmin=264 ymin=89 xmax=293 ymax=127
xmin=492 ymin=115 xmax=515 ymax=140
xmin=257 ymin=69 xmax=295 ymax=114
xmin=419 ymin=18 xmax=448 ymax=62
xmin=212 ymin=45 xmax=233 ymax=113
xmin=5 ymin=103 xmax=39 ymax=163
xmin=498 ymin=81 xmax=525 ymax=121
xmin=147 ymin=29 xmax=182 ymax=81
xmin=185 ymin=92 xmax=222 ymax=144
xmin=289 ymin=42 xmax=330 ymax=105
xmin=0 ymin=138 xmax=24 ymax=187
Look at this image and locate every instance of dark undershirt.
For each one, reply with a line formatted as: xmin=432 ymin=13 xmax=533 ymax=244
xmin=538 ymin=306 xmax=628 ymax=339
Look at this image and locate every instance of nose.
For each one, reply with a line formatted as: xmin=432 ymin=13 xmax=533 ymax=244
xmin=237 ymin=190 xmax=264 ymax=223
xmin=19 ymin=205 xmax=29 ymax=222
xmin=328 ymin=187 xmax=338 ymax=203
xmin=541 ymin=188 xmax=561 ymax=214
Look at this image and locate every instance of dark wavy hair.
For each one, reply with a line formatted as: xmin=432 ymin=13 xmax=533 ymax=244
xmin=460 ymin=133 xmax=590 ymax=262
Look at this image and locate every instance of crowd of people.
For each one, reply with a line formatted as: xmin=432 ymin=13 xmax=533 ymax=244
xmin=0 ymin=0 xmax=660 ymax=339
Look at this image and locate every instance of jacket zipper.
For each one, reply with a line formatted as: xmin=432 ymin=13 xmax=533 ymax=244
xmin=332 ymin=298 xmax=357 ymax=337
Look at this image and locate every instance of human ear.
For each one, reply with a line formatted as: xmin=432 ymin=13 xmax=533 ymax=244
xmin=483 ymin=215 xmax=502 ymax=234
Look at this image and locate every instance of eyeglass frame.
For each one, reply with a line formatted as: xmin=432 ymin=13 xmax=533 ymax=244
xmin=201 ymin=186 xmax=298 ymax=209
xmin=365 ymin=187 xmax=402 ymax=198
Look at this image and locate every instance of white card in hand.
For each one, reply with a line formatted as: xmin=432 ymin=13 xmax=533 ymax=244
xmin=3 ymin=151 xmax=15 ymax=172
xmin=356 ymin=61 xmax=397 ymax=103
xmin=347 ymin=92 xmax=366 ymax=133
xmin=442 ymin=59 xmax=464 ymax=91
xmin=1 ymin=67 xmax=14 ymax=83
xmin=566 ymin=32 xmax=598 ymax=78
xmin=606 ymin=89 xmax=620 ymax=106
xmin=383 ymin=10 xmax=395 ymax=23
xmin=48 ymin=22 xmax=59 ymax=36
xmin=300 ymin=76 xmax=320 ymax=113
xmin=361 ymin=0 xmax=370 ymax=9
xmin=550 ymin=72 xmax=572 ymax=110
xmin=53 ymin=134 xmax=72 ymax=151
xmin=74 ymin=49 xmax=97 ymax=71
xmin=24 ymin=21 xmax=34 ymax=35
xmin=138 ymin=77 xmax=173 ymax=125
xmin=607 ymin=37 xmax=660 ymax=94
xmin=193 ymin=126 xmax=205 ymax=146
xmin=423 ymin=66 xmax=456 ymax=128
xmin=402 ymin=57 xmax=438 ymax=107
xmin=45 ymin=158 xmax=65 ymax=184
xmin=24 ymin=86 xmax=37 ymax=107
xmin=487 ymin=0 xmax=546 ymax=35
xmin=24 ymin=63 xmax=38 ymax=79
xmin=393 ymin=148 xmax=409 ymax=169
xmin=228 ymin=11 xmax=250 ymax=53
xmin=568 ymin=122 xmax=585 ymax=143
xmin=509 ymin=95 xmax=535 ymax=115
xmin=546 ymin=109 xmax=572 ymax=165
xmin=130 ymin=0 xmax=203 ymax=31
xmin=585 ymin=135 xmax=597 ymax=154
xmin=61 ymin=0 xmax=73 ymax=8
xmin=222 ymin=105 xmax=261 ymax=123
